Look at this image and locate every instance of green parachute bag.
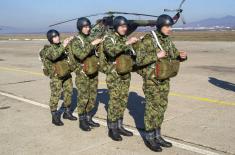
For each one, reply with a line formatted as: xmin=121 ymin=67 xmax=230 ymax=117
xmin=150 ymin=30 xmax=180 ymax=80
xmin=146 ymin=59 xmax=180 ymax=81
xmin=39 ymin=45 xmax=54 ymax=77
xmin=82 ymin=55 xmax=99 ymax=75
xmin=39 ymin=45 xmax=72 ymax=78
xmin=154 ymin=59 xmax=180 ymax=80
xmin=98 ymin=36 xmax=133 ymax=75
xmin=115 ymin=54 xmax=133 ymax=75
xmin=53 ymin=59 xmax=71 ymax=78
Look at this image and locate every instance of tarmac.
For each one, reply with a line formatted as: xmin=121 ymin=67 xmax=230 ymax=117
xmin=0 ymin=40 xmax=235 ymax=155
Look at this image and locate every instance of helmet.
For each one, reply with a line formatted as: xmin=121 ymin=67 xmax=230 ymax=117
xmin=47 ymin=29 xmax=60 ymax=44
xmin=113 ymin=16 xmax=128 ymax=32
xmin=156 ymin=14 xmax=174 ymax=31
xmin=77 ymin=17 xmax=91 ymax=32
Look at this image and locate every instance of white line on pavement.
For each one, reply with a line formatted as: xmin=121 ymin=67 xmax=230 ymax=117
xmin=0 ymin=91 xmax=220 ymax=155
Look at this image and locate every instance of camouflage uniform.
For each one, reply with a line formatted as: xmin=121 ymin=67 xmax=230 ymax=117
xmin=44 ymin=44 xmax=73 ymax=112
xmin=103 ymin=32 xmax=132 ymax=122
xmin=70 ymin=33 xmax=98 ymax=116
xmin=136 ymin=31 xmax=180 ymax=131
xmin=90 ymin=23 xmax=107 ymax=40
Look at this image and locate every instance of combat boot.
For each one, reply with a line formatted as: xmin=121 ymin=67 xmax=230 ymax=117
xmin=108 ymin=121 xmax=122 ymax=141
xmin=117 ymin=118 xmax=133 ymax=136
xmin=51 ymin=111 xmax=64 ymax=126
xmin=79 ymin=114 xmax=91 ymax=131
xmin=144 ymin=130 xmax=162 ymax=152
xmin=155 ymin=128 xmax=172 ymax=148
xmin=63 ymin=107 xmax=77 ymax=121
xmin=86 ymin=114 xmax=100 ymax=127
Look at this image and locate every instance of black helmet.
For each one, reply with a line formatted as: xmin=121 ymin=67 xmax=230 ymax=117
xmin=156 ymin=14 xmax=174 ymax=31
xmin=77 ymin=17 xmax=91 ymax=32
xmin=47 ymin=29 xmax=60 ymax=44
xmin=113 ymin=16 xmax=128 ymax=32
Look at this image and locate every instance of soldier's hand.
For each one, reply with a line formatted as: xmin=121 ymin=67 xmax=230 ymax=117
xmin=67 ymin=36 xmax=74 ymax=42
xmin=126 ymin=37 xmax=138 ymax=45
xmin=179 ymin=51 xmax=187 ymax=59
xmin=157 ymin=50 xmax=167 ymax=59
xmin=63 ymin=38 xmax=71 ymax=47
xmin=91 ymin=38 xmax=103 ymax=45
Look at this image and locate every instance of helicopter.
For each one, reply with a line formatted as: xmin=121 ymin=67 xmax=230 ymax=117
xmin=49 ymin=0 xmax=186 ymax=36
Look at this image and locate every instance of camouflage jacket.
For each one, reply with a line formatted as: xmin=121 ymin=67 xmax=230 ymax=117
xmin=90 ymin=24 xmax=106 ymax=40
xmin=40 ymin=43 xmax=67 ymax=78
xmin=139 ymin=30 xmax=180 ymax=62
xmin=155 ymin=31 xmax=180 ymax=60
xmin=102 ymin=32 xmax=133 ymax=79
xmin=44 ymin=43 xmax=66 ymax=62
xmin=136 ymin=31 xmax=180 ymax=77
xmin=103 ymin=31 xmax=131 ymax=59
xmin=70 ymin=33 xmax=96 ymax=63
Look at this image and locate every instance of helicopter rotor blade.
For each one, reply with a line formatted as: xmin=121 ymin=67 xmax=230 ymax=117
xmin=84 ymin=12 xmax=107 ymax=18
xmin=164 ymin=0 xmax=186 ymax=13
xmin=49 ymin=12 xmax=107 ymax=27
xmin=49 ymin=11 xmax=159 ymax=27
xmin=178 ymin=0 xmax=186 ymax=9
xmin=164 ymin=9 xmax=178 ymax=12
xmin=49 ymin=18 xmax=79 ymax=27
xmin=180 ymin=13 xmax=186 ymax=24
xmin=107 ymin=11 xmax=159 ymax=18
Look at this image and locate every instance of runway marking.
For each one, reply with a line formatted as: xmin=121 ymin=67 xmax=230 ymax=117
xmin=1 ymin=66 xmax=235 ymax=106
xmin=170 ymin=92 xmax=235 ymax=106
xmin=0 ymin=66 xmax=43 ymax=76
xmin=0 ymin=91 xmax=220 ymax=155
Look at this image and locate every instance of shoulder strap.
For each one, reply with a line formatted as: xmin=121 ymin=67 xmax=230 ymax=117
xmin=104 ymin=35 xmax=116 ymax=44
xmin=151 ymin=31 xmax=175 ymax=58
xmin=151 ymin=31 xmax=163 ymax=51
xmin=75 ymin=35 xmax=85 ymax=48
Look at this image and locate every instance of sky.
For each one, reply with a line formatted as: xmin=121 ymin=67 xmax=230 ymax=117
xmin=0 ymin=0 xmax=235 ymax=32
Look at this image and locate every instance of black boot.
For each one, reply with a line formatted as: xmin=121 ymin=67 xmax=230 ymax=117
xmin=51 ymin=111 xmax=64 ymax=126
xmin=117 ymin=118 xmax=133 ymax=136
xmin=63 ymin=107 xmax=77 ymax=121
xmin=86 ymin=114 xmax=100 ymax=127
xmin=108 ymin=121 xmax=122 ymax=141
xmin=79 ymin=114 xmax=91 ymax=131
xmin=144 ymin=130 xmax=162 ymax=152
xmin=155 ymin=128 xmax=172 ymax=148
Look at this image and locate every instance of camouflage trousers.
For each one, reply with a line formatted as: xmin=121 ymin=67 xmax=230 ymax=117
xmin=143 ymin=79 xmax=170 ymax=131
xmin=49 ymin=75 xmax=73 ymax=111
xmin=106 ymin=71 xmax=131 ymax=122
xmin=75 ymin=69 xmax=98 ymax=115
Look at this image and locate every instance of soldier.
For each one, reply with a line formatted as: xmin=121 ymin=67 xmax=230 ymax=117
xmin=42 ymin=29 xmax=77 ymax=126
xmin=103 ymin=16 xmax=138 ymax=141
xmin=134 ymin=15 xmax=187 ymax=152
xmin=70 ymin=17 xmax=102 ymax=131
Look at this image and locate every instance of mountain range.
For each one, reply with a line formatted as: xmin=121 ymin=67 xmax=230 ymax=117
xmin=176 ymin=15 xmax=235 ymax=30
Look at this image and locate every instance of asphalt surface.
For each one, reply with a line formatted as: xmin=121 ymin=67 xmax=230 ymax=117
xmin=0 ymin=40 xmax=235 ymax=155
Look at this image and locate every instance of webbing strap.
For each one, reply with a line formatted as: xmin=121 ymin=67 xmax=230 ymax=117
xmin=151 ymin=31 xmax=163 ymax=51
